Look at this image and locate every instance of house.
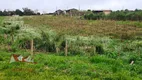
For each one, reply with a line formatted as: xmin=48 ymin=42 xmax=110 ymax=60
xmin=55 ymin=9 xmax=66 ymax=15
xmin=92 ymin=10 xmax=112 ymax=15
xmin=54 ymin=8 xmax=83 ymax=16
xmin=66 ymin=8 xmax=79 ymax=16
xmin=103 ymin=10 xmax=112 ymax=15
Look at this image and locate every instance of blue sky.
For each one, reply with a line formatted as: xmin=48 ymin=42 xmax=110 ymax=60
xmin=0 ymin=0 xmax=141 ymax=13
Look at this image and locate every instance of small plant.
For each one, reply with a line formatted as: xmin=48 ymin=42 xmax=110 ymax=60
xmin=96 ymin=45 xmax=104 ymax=54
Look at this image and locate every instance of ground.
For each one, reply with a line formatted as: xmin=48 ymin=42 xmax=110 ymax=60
xmin=0 ymin=15 xmax=142 ymax=80
xmin=0 ymin=50 xmax=142 ymax=80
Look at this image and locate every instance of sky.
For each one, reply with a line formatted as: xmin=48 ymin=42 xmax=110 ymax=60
xmin=0 ymin=0 xmax=141 ymax=13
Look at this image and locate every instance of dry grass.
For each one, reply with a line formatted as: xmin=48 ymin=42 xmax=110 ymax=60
xmin=23 ymin=15 xmax=142 ymax=38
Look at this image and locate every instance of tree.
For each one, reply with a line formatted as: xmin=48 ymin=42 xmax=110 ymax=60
xmin=15 ymin=9 xmax=23 ymax=16
xmin=0 ymin=11 xmax=4 ymax=16
xmin=23 ymin=8 xmax=35 ymax=15
xmin=3 ymin=10 xmax=9 ymax=16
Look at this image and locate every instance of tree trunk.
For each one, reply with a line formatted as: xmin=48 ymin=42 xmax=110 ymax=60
xmin=65 ymin=40 xmax=68 ymax=56
xmin=30 ymin=39 xmax=34 ymax=56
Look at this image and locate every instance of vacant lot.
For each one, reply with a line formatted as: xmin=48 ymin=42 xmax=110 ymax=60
xmin=23 ymin=16 xmax=142 ymax=38
xmin=0 ymin=15 xmax=142 ymax=80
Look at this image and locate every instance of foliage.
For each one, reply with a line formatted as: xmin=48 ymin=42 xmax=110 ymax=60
xmin=84 ymin=9 xmax=142 ymax=21
xmin=23 ymin=16 xmax=142 ymax=39
xmin=0 ymin=12 xmax=142 ymax=80
xmin=84 ymin=12 xmax=105 ymax=20
xmin=15 ymin=9 xmax=24 ymax=16
xmin=0 ymin=8 xmax=40 ymax=16
xmin=22 ymin=8 xmax=36 ymax=15
xmin=0 ymin=50 xmax=142 ymax=80
xmin=34 ymin=29 xmax=57 ymax=52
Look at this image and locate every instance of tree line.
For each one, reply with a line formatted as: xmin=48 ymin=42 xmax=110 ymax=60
xmin=0 ymin=8 xmax=40 ymax=16
xmin=84 ymin=9 xmax=142 ymax=21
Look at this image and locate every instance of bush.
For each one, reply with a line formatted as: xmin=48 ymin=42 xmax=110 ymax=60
xmin=105 ymin=51 xmax=118 ymax=59
xmin=84 ymin=9 xmax=142 ymax=21
xmin=96 ymin=45 xmax=104 ymax=54
xmin=84 ymin=13 xmax=105 ymax=20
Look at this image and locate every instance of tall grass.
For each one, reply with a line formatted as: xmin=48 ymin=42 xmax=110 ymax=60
xmin=0 ymin=16 xmax=5 ymax=24
xmin=23 ymin=16 xmax=142 ymax=39
xmin=0 ymin=15 xmax=142 ymax=79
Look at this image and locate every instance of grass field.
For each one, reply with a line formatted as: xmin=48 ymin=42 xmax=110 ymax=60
xmin=0 ymin=50 xmax=142 ymax=80
xmin=23 ymin=16 xmax=142 ymax=39
xmin=0 ymin=16 xmax=4 ymax=25
xmin=0 ymin=15 xmax=142 ymax=80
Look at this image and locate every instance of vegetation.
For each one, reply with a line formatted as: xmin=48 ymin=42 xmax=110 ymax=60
xmin=23 ymin=16 xmax=142 ymax=39
xmin=84 ymin=9 xmax=142 ymax=21
xmin=0 ymin=16 xmax=4 ymax=24
xmin=0 ymin=50 xmax=142 ymax=80
xmin=0 ymin=8 xmax=40 ymax=16
xmin=0 ymin=14 xmax=142 ymax=79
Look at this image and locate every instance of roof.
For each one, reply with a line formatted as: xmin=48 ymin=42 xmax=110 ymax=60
xmin=10 ymin=54 xmax=35 ymax=63
xmin=93 ymin=10 xmax=112 ymax=12
xmin=103 ymin=10 xmax=112 ymax=12
xmin=66 ymin=8 xmax=78 ymax=12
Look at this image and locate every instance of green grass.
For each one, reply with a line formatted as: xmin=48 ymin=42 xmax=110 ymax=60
xmin=117 ymin=21 xmax=142 ymax=28
xmin=1 ymin=16 xmax=142 ymax=80
xmin=0 ymin=16 xmax=5 ymax=25
xmin=0 ymin=50 xmax=142 ymax=80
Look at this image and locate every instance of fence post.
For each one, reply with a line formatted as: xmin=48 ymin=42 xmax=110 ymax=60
xmin=65 ymin=40 xmax=68 ymax=56
xmin=94 ymin=46 xmax=96 ymax=56
xmin=31 ymin=39 xmax=34 ymax=56
xmin=56 ymin=47 xmax=59 ymax=54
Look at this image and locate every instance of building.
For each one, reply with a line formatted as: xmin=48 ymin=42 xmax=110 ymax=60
xmin=54 ymin=8 xmax=85 ymax=16
xmin=55 ymin=9 xmax=66 ymax=15
xmin=103 ymin=10 xmax=112 ymax=15
xmin=66 ymin=8 xmax=78 ymax=16
xmin=92 ymin=10 xmax=112 ymax=15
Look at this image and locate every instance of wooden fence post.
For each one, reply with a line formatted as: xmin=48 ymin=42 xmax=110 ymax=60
xmin=65 ymin=40 xmax=68 ymax=56
xmin=31 ymin=39 xmax=34 ymax=56
xmin=56 ymin=47 xmax=59 ymax=54
xmin=94 ymin=46 xmax=96 ymax=56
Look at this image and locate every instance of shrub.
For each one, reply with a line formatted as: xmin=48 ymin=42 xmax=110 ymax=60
xmin=68 ymin=46 xmax=85 ymax=56
xmin=105 ymin=51 xmax=118 ymax=59
xmin=0 ymin=56 xmax=3 ymax=61
xmin=96 ymin=45 xmax=104 ymax=54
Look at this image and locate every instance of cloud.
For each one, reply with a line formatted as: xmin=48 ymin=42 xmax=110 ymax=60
xmin=0 ymin=0 xmax=142 ymax=12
